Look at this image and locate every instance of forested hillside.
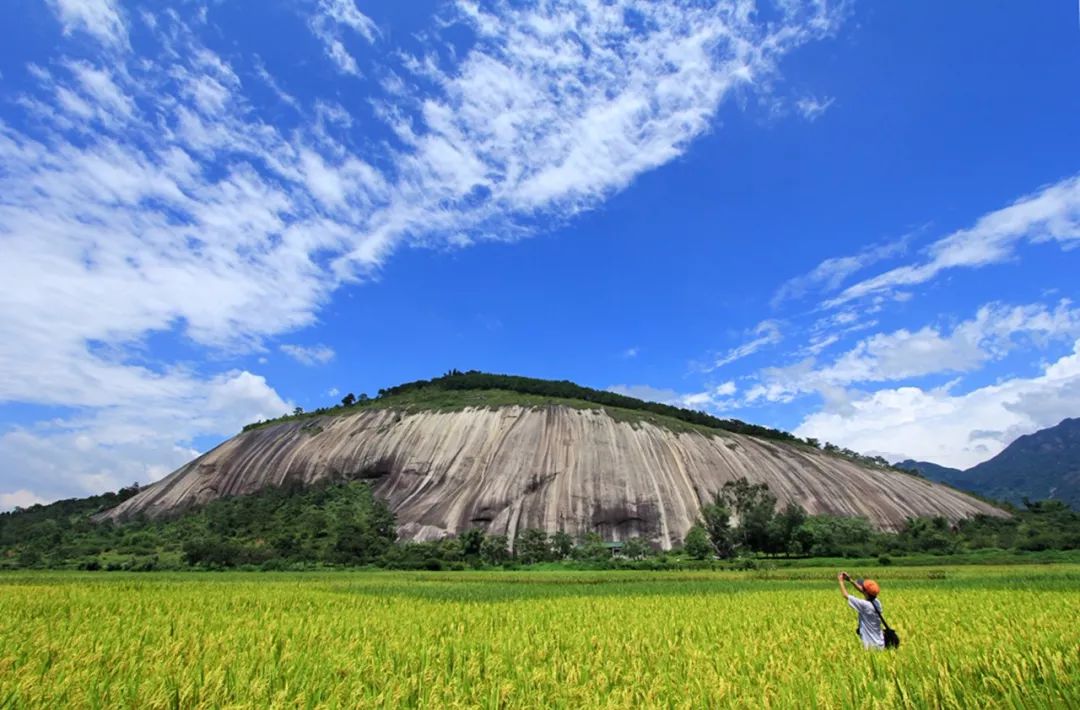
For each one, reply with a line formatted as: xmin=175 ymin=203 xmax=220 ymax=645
xmin=2 ymin=478 xmax=1077 ymax=571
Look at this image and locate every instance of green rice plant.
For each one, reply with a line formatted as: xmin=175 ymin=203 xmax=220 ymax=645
xmin=0 ymin=566 xmax=1076 ymax=708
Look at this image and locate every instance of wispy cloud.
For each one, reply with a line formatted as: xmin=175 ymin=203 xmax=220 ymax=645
xmin=795 ymin=337 xmax=1080 ymax=469
xmin=319 ymin=0 xmax=377 ymax=42
xmin=254 ymin=58 xmax=301 ymax=111
xmin=622 ymin=346 xmax=640 ymax=359
xmin=0 ymin=489 xmax=49 ymax=511
xmin=47 ymin=0 xmax=128 ymax=49
xmin=341 ymin=0 xmax=839 ymax=267
xmin=795 ymin=95 xmax=834 ymax=121
xmin=607 ymin=382 xmax=738 ymax=412
xmin=702 ymin=320 xmax=783 ymax=372
xmin=827 ymin=175 xmax=1080 ymax=307
xmin=747 ymin=299 xmax=1080 ymax=405
xmin=714 ymin=380 xmax=737 ymax=397
xmin=679 ymin=381 xmax=739 ymax=411
xmin=607 ymin=384 xmax=681 ymax=404
xmin=0 ymin=0 xmax=840 ymax=503
xmin=0 ymin=371 xmax=289 ymax=506
xmin=308 ymin=0 xmax=378 ymax=76
xmin=7 ymin=0 xmax=841 ymax=357
xmin=772 ymin=236 xmax=911 ymax=307
xmin=280 ymin=344 xmax=336 ymax=366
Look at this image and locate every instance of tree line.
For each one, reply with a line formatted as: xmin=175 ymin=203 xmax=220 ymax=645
xmin=2 ymin=478 xmax=1077 ymax=571
xmin=681 ymin=479 xmax=1080 ymax=559
xmin=243 ymin=370 xmax=801 ymax=443
xmin=381 ymin=370 xmax=802 ymax=442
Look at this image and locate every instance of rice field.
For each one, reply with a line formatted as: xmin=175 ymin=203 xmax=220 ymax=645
xmin=1 ymin=565 xmax=1077 ymax=708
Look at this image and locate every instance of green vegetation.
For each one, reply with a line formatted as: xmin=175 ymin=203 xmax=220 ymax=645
xmin=1 ymin=567 xmax=1077 ymax=707
xmin=2 ymin=477 xmax=1078 ymax=572
xmin=243 ymin=369 xmax=801 ymax=442
xmin=0 ymin=480 xmax=396 ymax=571
xmin=687 ymin=478 xmax=1080 ymax=560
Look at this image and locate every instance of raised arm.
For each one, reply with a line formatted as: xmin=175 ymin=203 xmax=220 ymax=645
xmin=837 ymin=571 xmax=849 ymax=598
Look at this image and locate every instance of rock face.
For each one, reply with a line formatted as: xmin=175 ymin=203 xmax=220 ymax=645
xmin=101 ymin=405 xmax=1005 ymax=548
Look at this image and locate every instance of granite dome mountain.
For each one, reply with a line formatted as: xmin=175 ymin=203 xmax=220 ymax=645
xmin=101 ymin=373 xmax=1005 ymax=548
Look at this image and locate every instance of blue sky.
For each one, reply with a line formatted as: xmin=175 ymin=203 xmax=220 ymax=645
xmin=1 ymin=0 xmax=1078 ymax=509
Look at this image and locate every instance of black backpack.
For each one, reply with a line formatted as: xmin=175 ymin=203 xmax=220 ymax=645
xmin=856 ymin=599 xmax=901 ymax=649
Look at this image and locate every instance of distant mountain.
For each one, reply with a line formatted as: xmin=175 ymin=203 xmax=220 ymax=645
xmin=902 ymin=418 xmax=1080 ymax=508
xmin=896 ymin=460 xmax=965 ymax=484
xmin=961 ymin=418 xmax=1080 ymax=508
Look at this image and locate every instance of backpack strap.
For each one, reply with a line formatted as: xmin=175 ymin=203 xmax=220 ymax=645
xmin=870 ymin=599 xmax=891 ymax=630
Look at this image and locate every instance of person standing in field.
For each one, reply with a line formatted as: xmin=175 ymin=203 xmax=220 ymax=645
xmin=837 ymin=571 xmax=885 ymax=650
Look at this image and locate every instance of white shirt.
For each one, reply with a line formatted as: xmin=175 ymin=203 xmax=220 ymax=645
xmin=848 ymin=596 xmax=885 ymax=650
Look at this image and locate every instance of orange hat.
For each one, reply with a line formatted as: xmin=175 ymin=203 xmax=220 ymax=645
xmin=862 ymin=579 xmax=880 ymax=597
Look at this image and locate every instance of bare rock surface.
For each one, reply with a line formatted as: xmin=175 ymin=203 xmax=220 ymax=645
xmin=101 ymin=405 xmax=1005 ymax=548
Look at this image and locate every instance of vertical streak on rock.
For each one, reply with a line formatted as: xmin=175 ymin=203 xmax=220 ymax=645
xmin=626 ymin=425 xmax=672 ymax=547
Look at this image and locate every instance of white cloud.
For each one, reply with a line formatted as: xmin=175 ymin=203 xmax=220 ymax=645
xmin=0 ymin=489 xmax=49 ymax=512
xmin=0 ymin=370 xmax=289 ymax=505
xmin=326 ymin=39 xmax=360 ymax=76
xmin=280 ymin=344 xmax=336 ymax=366
xmin=254 ymin=59 xmax=300 ymax=111
xmin=840 ymin=300 xmax=1079 ymax=381
xmin=337 ymin=0 xmax=839 ymax=269
xmin=47 ymin=0 xmax=128 ymax=49
xmin=772 ymin=237 xmax=910 ymax=306
xmin=703 ymin=320 xmax=783 ymax=371
xmin=0 ymin=1 xmax=839 ymax=501
xmin=824 ymin=326 xmax=984 ymax=381
xmin=622 ymin=346 xmax=640 ymax=359
xmin=751 ymin=300 xmax=1080 ymax=404
xmin=319 ymin=0 xmax=377 ymax=41
xmin=609 ymin=381 xmax=738 ymax=412
xmin=309 ymin=0 xmax=377 ymax=76
xmin=680 ymin=381 xmax=740 ymax=412
xmin=714 ymin=380 xmax=737 ymax=397
xmin=67 ymin=60 xmax=135 ymax=121
xmin=795 ymin=338 xmax=1080 ymax=469
xmin=828 ymin=174 xmax=1080 ymax=306
xmin=606 ymin=382 xmax=735 ymax=413
xmin=607 ymin=384 xmax=681 ymax=404
xmin=795 ymin=95 xmax=834 ymax=121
